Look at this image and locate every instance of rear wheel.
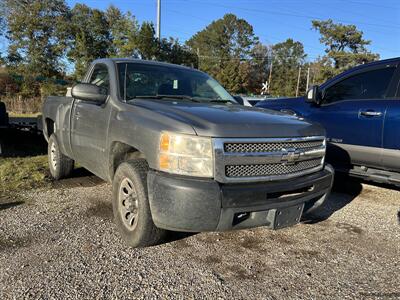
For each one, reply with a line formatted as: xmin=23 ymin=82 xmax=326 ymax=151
xmin=48 ymin=134 xmax=74 ymax=180
xmin=112 ymin=159 xmax=166 ymax=247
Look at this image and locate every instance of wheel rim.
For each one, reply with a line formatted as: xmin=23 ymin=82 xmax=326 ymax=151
xmin=50 ymin=142 xmax=57 ymax=170
xmin=118 ymin=178 xmax=139 ymax=231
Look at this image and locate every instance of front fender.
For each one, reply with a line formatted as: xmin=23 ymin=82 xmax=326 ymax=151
xmin=107 ymin=103 xmax=197 ymax=179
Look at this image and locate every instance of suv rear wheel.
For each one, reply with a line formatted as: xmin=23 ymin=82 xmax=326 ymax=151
xmin=112 ymin=159 xmax=166 ymax=247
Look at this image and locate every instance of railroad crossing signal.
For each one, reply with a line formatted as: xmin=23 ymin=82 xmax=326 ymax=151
xmin=261 ymin=81 xmax=269 ymax=95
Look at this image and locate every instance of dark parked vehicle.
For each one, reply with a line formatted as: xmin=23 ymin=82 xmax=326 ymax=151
xmin=0 ymin=101 xmax=8 ymax=155
xmin=42 ymin=58 xmax=334 ymax=247
xmin=257 ymin=57 xmax=400 ymax=186
xmin=0 ymin=101 xmax=8 ymax=129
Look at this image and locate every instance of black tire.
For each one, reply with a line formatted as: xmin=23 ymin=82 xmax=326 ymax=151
xmin=112 ymin=159 xmax=166 ymax=248
xmin=302 ymin=193 xmax=329 ymax=218
xmin=48 ymin=134 xmax=74 ymax=180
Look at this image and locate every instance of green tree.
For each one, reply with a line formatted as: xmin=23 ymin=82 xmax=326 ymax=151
xmin=186 ymin=14 xmax=259 ymax=94
xmin=312 ymin=19 xmax=379 ymax=71
xmin=134 ymin=22 xmax=159 ymax=60
xmin=4 ymin=0 xmax=70 ymax=79
xmin=0 ymin=0 xmax=6 ymax=61
xmin=308 ymin=56 xmax=336 ymax=85
xmin=158 ymin=37 xmax=197 ymax=67
xmin=270 ymin=38 xmax=307 ymax=97
xmin=105 ymin=5 xmax=139 ymax=58
xmin=68 ymin=4 xmax=112 ymax=79
xmin=245 ymin=43 xmax=271 ymax=94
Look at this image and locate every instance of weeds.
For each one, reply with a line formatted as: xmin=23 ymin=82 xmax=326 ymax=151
xmin=0 ymin=155 xmax=49 ymax=196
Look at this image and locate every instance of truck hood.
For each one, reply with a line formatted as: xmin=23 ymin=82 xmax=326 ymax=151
xmin=132 ymin=99 xmax=324 ymax=138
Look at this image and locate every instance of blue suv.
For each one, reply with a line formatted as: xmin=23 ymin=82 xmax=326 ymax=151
xmin=256 ymin=57 xmax=400 ymax=186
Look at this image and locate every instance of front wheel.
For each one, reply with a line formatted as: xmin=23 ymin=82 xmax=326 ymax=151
xmin=112 ymin=159 xmax=166 ymax=248
xmin=48 ymin=134 xmax=74 ymax=180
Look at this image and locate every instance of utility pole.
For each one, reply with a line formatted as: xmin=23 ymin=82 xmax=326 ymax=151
xmin=267 ymin=59 xmax=273 ymax=94
xmin=306 ymin=67 xmax=310 ymax=91
xmin=156 ymin=0 xmax=161 ymax=40
xmin=295 ymin=66 xmax=302 ymax=97
xmin=197 ymin=48 xmax=200 ymax=68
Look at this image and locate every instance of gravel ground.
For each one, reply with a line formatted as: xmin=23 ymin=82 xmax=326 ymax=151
xmin=0 ymin=175 xmax=399 ymax=299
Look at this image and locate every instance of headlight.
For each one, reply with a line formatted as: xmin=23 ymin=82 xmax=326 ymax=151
xmin=158 ymin=132 xmax=213 ymax=177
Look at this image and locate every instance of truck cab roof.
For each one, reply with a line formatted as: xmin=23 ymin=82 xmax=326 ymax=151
xmin=91 ymin=58 xmax=195 ymax=71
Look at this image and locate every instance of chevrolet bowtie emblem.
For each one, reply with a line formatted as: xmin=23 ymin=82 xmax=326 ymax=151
xmin=281 ymin=148 xmax=302 ymax=165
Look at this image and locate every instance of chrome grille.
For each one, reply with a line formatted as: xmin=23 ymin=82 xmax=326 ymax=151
xmin=213 ymin=136 xmax=326 ymax=183
xmin=226 ymin=158 xmax=322 ymax=178
xmin=224 ymin=140 xmax=324 ymax=153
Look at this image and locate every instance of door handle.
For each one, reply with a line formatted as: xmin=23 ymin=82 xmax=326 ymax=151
xmin=359 ymin=110 xmax=382 ymax=117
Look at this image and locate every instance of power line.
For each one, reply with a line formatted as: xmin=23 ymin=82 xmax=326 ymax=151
xmin=164 ymin=9 xmax=400 ymax=56
xmin=170 ymin=0 xmax=400 ymax=30
xmin=164 ymin=5 xmax=400 ymax=59
xmin=337 ymin=0 xmax=400 ymax=10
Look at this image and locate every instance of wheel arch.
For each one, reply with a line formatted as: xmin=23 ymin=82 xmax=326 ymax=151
xmin=45 ymin=118 xmax=55 ymax=140
xmin=109 ymin=141 xmax=146 ymax=181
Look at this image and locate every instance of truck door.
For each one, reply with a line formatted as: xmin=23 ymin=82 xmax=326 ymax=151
xmin=382 ymin=66 xmax=400 ymax=172
xmin=71 ymin=63 xmax=112 ymax=178
xmin=306 ymin=63 xmax=397 ymax=169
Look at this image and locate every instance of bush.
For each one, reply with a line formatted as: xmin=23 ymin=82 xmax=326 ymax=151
xmin=40 ymin=81 xmax=68 ymax=99
xmin=0 ymin=73 xmax=19 ymax=97
xmin=2 ymin=96 xmax=43 ymax=114
xmin=0 ymin=78 xmax=69 ymax=114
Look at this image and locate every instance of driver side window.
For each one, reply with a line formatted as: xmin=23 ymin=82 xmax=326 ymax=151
xmin=322 ymin=66 xmax=396 ymax=104
xmin=89 ymin=64 xmax=110 ymax=94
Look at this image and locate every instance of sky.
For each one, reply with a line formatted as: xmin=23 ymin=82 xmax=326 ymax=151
xmin=66 ymin=0 xmax=400 ymax=61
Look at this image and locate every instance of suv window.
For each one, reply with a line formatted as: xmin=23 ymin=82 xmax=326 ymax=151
xmin=323 ymin=66 xmax=396 ymax=104
xmin=89 ymin=64 xmax=110 ymax=93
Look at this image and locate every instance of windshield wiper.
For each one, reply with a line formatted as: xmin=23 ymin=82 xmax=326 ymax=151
xmin=131 ymin=95 xmax=200 ymax=102
xmin=206 ymin=99 xmax=234 ymax=104
xmin=130 ymin=95 xmax=235 ymax=104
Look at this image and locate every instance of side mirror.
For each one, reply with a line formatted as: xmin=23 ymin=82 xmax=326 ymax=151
xmin=71 ymin=83 xmax=108 ymax=103
xmin=305 ymin=85 xmax=321 ymax=105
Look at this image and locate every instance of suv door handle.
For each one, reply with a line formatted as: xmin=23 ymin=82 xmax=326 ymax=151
xmin=359 ymin=110 xmax=382 ymax=117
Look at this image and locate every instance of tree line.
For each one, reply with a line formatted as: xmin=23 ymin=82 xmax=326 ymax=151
xmin=0 ymin=0 xmax=379 ymax=110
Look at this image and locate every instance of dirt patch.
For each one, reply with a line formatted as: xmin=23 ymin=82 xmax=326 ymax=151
xmin=335 ymin=222 xmax=363 ymax=235
xmin=0 ymin=235 xmax=34 ymax=252
xmin=239 ymin=235 xmax=265 ymax=251
xmin=286 ymin=248 xmax=322 ymax=260
xmin=52 ymin=172 xmax=104 ymax=189
xmin=204 ymin=255 xmax=222 ymax=265
xmin=85 ymin=199 xmax=113 ymax=220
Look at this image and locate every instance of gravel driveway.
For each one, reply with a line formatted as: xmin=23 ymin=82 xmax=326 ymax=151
xmin=0 ymin=174 xmax=399 ymax=299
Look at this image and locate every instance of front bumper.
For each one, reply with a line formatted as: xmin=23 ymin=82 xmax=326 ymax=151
xmin=148 ymin=165 xmax=334 ymax=232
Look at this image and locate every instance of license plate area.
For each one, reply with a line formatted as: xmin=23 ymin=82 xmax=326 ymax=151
xmin=272 ymin=204 xmax=304 ymax=229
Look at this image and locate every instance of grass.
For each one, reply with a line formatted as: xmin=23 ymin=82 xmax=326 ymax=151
xmin=0 ymin=155 xmax=49 ymax=196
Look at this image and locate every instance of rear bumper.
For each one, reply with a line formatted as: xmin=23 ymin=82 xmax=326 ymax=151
xmin=148 ymin=165 xmax=334 ymax=232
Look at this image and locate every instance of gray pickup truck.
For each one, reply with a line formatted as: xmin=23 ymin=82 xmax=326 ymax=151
xmin=42 ymin=58 xmax=334 ymax=247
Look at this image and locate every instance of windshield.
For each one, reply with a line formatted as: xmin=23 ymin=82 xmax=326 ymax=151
xmin=117 ymin=62 xmax=235 ymax=103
